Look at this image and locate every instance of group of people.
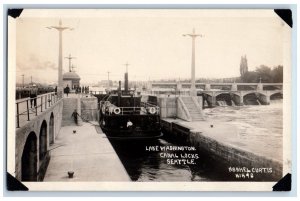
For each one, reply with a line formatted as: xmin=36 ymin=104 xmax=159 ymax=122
xmin=75 ymin=86 xmax=89 ymax=94
xmin=64 ymin=85 xmax=90 ymax=97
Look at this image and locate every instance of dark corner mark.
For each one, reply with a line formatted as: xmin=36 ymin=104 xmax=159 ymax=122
xmin=6 ymin=172 xmax=29 ymax=191
xmin=274 ymin=9 xmax=293 ymax=28
xmin=272 ymin=173 xmax=291 ymax=191
xmin=8 ymin=9 xmax=23 ymax=18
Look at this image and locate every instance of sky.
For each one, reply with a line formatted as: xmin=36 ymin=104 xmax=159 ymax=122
xmin=14 ymin=9 xmax=287 ymax=85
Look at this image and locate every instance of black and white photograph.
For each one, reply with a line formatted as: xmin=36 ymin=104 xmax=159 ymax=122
xmin=6 ymin=8 xmax=292 ymax=191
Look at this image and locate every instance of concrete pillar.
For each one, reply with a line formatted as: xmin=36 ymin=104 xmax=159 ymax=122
xmin=57 ymin=30 xmax=63 ymax=99
xmin=211 ymin=93 xmax=216 ymax=107
xmin=158 ymin=97 xmax=167 ymax=118
xmin=190 ymin=36 xmax=197 ymax=96
xmin=266 ymin=95 xmax=270 ymax=105
xmin=205 ymin=84 xmax=211 ymax=91
xmin=177 ymin=83 xmax=182 ymax=90
xmin=257 ymin=83 xmax=263 ymax=91
xmin=239 ymin=96 xmax=244 ymax=105
xmin=231 ymin=83 xmax=237 ymax=91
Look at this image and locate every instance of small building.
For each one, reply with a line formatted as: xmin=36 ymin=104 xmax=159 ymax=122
xmin=63 ymin=71 xmax=80 ymax=89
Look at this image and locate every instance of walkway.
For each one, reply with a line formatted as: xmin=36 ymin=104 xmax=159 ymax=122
xmin=44 ymin=122 xmax=130 ymax=181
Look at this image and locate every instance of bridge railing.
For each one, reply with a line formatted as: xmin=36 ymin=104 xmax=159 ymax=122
xmin=15 ymin=92 xmax=60 ymax=128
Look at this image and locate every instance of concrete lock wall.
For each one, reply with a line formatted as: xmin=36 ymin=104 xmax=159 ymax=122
xmin=161 ymin=119 xmax=282 ymax=180
xmin=15 ymin=100 xmax=63 ymax=181
xmin=188 ymin=130 xmax=282 ymax=180
xmin=157 ymin=97 xmax=176 ymax=118
xmin=157 ymin=96 xmax=203 ymax=121
xmin=81 ymin=97 xmax=98 ymax=122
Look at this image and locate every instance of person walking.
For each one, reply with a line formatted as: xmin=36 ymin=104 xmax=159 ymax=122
xmin=71 ymin=109 xmax=79 ymax=125
xmin=29 ymin=84 xmax=38 ymax=109
xmin=65 ymin=85 xmax=70 ymax=97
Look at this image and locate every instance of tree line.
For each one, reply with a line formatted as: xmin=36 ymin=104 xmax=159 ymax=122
xmin=241 ymin=65 xmax=283 ymax=83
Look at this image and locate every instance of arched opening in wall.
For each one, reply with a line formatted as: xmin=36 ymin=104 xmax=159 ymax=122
xmin=49 ymin=113 xmax=54 ymax=145
xmin=270 ymin=92 xmax=283 ymax=104
xmin=243 ymin=93 xmax=262 ymax=105
xmin=21 ymin=132 xmax=37 ymax=181
xmin=270 ymin=92 xmax=283 ymax=100
xmin=216 ymin=93 xmax=232 ymax=106
xmin=39 ymin=120 xmax=47 ymax=161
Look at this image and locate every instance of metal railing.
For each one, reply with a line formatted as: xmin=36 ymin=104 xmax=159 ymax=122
xmin=100 ymin=101 xmax=160 ymax=116
xmin=90 ymin=91 xmax=105 ymax=95
xmin=15 ymin=92 xmax=60 ymax=128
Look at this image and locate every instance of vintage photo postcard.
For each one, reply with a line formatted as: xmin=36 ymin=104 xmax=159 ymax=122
xmin=6 ymin=8 xmax=292 ymax=191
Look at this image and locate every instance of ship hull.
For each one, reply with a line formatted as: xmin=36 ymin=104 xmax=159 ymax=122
xmin=100 ymin=114 xmax=162 ymax=141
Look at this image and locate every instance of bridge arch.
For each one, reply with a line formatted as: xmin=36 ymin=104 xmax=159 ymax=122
xmin=39 ymin=120 xmax=48 ymax=161
xmin=49 ymin=113 xmax=54 ymax=145
xmin=243 ymin=92 xmax=268 ymax=105
xmin=215 ymin=92 xmax=232 ymax=106
xmin=242 ymin=91 xmax=267 ymax=97
xmin=21 ymin=132 xmax=37 ymax=181
xmin=214 ymin=91 xmax=230 ymax=97
xmin=270 ymin=91 xmax=283 ymax=99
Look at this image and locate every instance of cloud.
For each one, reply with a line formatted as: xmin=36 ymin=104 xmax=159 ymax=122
xmin=17 ymin=54 xmax=58 ymax=71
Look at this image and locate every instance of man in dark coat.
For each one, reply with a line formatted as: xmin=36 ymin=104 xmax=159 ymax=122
xmin=65 ymin=85 xmax=70 ymax=97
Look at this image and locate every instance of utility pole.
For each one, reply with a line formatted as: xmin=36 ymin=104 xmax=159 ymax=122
xmin=31 ymin=76 xmax=32 ymax=84
xmin=183 ymin=28 xmax=203 ymax=96
xmin=65 ymin=54 xmax=76 ymax=72
xmin=124 ymin=62 xmax=130 ymax=73
xmin=71 ymin=64 xmax=76 ymax=72
xmin=47 ymin=20 xmax=74 ymax=98
xmin=21 ymin=74 xmax=24 ymax=88
xmin=107 ymin=71 xmax=110 ymax=89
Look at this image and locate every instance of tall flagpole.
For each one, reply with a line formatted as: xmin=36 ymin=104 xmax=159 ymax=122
xmin=183 ymin=28 xmax=203 ymax=96
xmin=47 ymin=20 xmax=74 ymax=98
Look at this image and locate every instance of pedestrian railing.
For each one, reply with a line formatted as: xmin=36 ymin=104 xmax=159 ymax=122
xmin=15 ymin=92 xmax=60 ymax=128
xmin=90 ymin=91 xmax=105 ymax=95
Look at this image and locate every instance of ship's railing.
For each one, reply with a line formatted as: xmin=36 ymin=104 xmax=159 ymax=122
xmin=15 ymin=92 xmax=60 ymax=128
xmin=90 ymin=91 xmax=106 ymax=95
xmin=100 ymin=101 xmax=160 ymax=116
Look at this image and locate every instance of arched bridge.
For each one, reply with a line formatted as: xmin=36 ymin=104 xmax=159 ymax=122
xmin=149 ymin=82 xmax=283 ymax=106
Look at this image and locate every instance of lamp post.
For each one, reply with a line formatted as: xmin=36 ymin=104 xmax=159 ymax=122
xmin=107 ymin=71 xmax=110 ymax=90
xmin=183 ymin=28 xmax=203 ymax=96
xmin=21 ymin=74 xmax=24 ymax=88
xmin=47 ymin=20 xmax=74 ymax=98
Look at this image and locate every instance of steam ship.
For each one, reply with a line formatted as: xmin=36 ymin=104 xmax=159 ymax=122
xmin=99 ymin=71 xmax=162 ymax=140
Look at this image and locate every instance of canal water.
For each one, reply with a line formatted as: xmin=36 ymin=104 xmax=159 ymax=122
xmin=110 ymin=100 xmax=283 ymax=182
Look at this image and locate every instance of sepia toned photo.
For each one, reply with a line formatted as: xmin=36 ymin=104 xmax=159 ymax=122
xmin=7 ymin=8 xmax=292 ymax=191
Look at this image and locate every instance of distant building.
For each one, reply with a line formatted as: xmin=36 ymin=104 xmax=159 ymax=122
xmin=98 ymin=80 xmax=113 ymax=87
xmin=63 ymin=71 xmax=80 ymax=89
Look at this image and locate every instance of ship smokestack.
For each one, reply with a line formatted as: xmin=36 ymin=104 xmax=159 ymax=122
xmin=118 ymin=81 xmax=121 ymax=106
xmin=118 ymin=81 xmax=121 ymax=91
xmin=124 ymin=72 xmax=129 ymax=92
